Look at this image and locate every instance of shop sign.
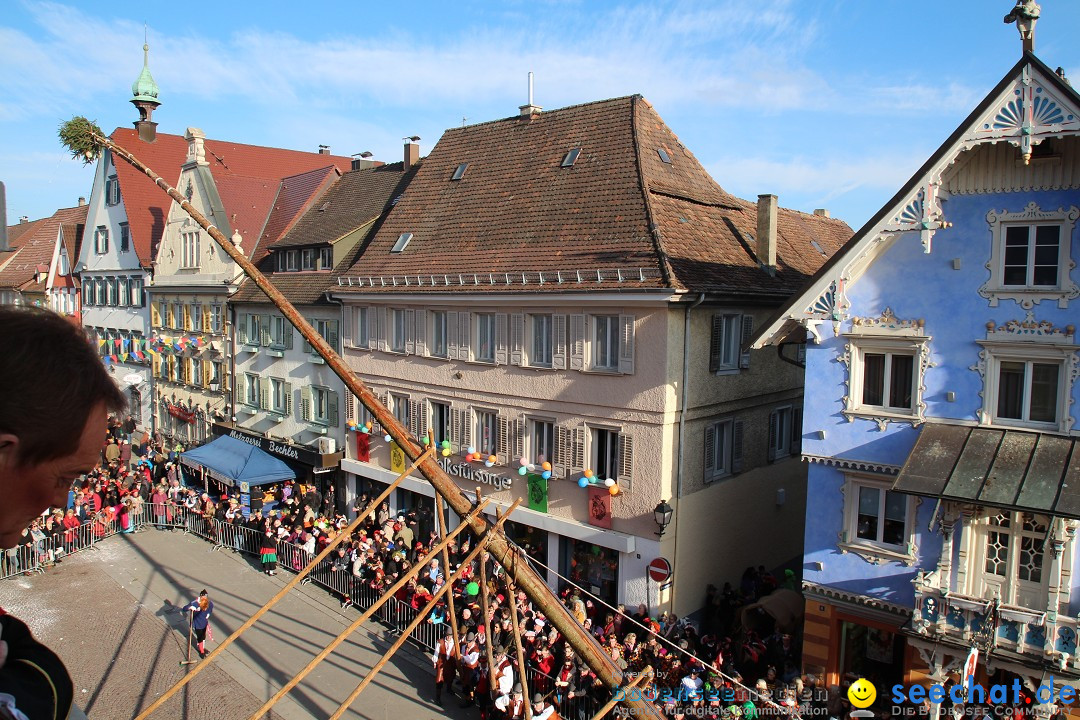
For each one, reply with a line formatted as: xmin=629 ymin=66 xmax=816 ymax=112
xmin=438 ymin=457 xmax=513 ymax=491
xmin=211 ymin=423 xmax=324 ymax=467
xmin=390 ymin=442 xmax=406 ymax=474
xmin=167 ymin=403 xmax=195 ymax=423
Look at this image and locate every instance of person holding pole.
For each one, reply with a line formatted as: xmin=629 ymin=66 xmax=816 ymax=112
xmin=182 ymin=590 xmax=214 ymax=659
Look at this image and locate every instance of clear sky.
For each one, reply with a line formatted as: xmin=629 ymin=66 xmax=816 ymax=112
xmin=2 ymin=1 xmax=1079 ymax=232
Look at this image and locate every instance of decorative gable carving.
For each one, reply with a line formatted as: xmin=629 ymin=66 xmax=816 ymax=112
xmin=971 ymin=66 xmax=1080 ymax=164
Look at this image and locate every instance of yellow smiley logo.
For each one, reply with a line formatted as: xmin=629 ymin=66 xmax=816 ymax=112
xmin=848 ymin=678 xmax=877 ymax=709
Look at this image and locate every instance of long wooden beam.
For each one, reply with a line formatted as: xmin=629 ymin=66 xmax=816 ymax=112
xmin=93 ymin=130 xmax=663 ymax=720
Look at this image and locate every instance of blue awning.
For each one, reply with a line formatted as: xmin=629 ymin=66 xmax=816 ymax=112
xmin=179 ymin=434 xmax=295 ymax=490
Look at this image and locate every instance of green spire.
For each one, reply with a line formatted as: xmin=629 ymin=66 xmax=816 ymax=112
xmin=131 ymin=43 xmax=159 ymax=103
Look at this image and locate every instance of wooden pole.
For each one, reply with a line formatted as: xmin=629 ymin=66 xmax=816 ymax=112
xmin=433 ymin=429 xmax=460 ymax=657
xmin=92 ymin=131 xmax=663 ymax=720
xmin=504 ymin=553 xmax=532 ymax=720
xmin=134 ymin=449 xmax=430 ymax=719
xmin=589 ymin=666 xmax=653 ymax=720
xmin=247 ymin=498 xmax=491 ymax=720
xmin=326 ymin=500 xmax=520 ymax=720
xmin=476 ymin=489 xmax=497 ymax=696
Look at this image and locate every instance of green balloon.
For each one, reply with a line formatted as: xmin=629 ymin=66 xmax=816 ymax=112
xmin=421 ymin=437 xmax=430 ymax=446
xmin=441 ymin=440 xmax=451 ymax=449
xmin=466 ymin=581 xmax=480 ymax=596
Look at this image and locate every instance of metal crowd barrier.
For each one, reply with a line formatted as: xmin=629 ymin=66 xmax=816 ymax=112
xmin=0 ymin=502 xmax=595 ymax=718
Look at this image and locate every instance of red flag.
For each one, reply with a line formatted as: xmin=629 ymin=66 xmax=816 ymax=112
xmin=587 ymin=487 xmax=612 ymax=529
xmin=355 ymin=432 xmax=370 ymax=462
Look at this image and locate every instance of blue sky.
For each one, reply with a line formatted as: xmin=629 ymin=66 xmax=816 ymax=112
xmin=2 ymin=0 xmax=1079 ymax=232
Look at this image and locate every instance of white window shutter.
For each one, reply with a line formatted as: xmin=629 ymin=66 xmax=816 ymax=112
xmin=572 ymin=427 xmax=586 ymax=475
xmin=498 ymin=415 xmax=510 ymax=464
xmin=554 ymin=426 xmax=569 ymax=477
xmin=417 ymin=400 xmax=429 ymax=442
xmin=450 ymin=406 xmax=461 ymax=450
xmin=377 ymin=307 xmax=387 ymax=352
xmin=704 ymin=424 xmax=716 ymax=479
xmin=460 ymin=312 xmax=472 ymax=361
xmin=409 ymin=399 xmax=420 ymax=437
xmin=552 ymin=314 xmax=567 ymax=370
xmin=732 ymin=419 xmax=745 ymax=472
xmin=767 ymin=410 xmax=778 ymax=463
xmin=416 ymin=309 xmax=427 ymax=356
xmin=367 ymin=308 xmax=378 ymax=351
xmin=342 ymin=307 xmax=353 ymax=346
xmin=495 ymin=313 xmax=508 ymax=365
xmin=510 ymin=314 xmax=524 ymax=366
xmin=739 ymin=314 xmax=754 ymax=369
xmin=513 ymin=416 xmax=525 ymax=462
xmin=405 ymin=310 xmax=416 ymax=355
xmin=447 ymin=311 xmax=460 ymax=360
xmin=461 ymin=408 xmax=472 ymax=452
xmin=345 ymin=392 xmax=356 ymax=423
xmin=569 ymin=314 xmax=585 ymax=370
xmin=617 ymin=433 xmax=633 ymax=490
xmin=619 ymin=314 xmax=635 ymax=374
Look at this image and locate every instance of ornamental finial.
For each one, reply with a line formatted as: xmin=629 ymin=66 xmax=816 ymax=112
xmin=1004 ymin=0 xmax=1040 ymax=54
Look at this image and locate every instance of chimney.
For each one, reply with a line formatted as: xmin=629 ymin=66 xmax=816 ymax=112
xmin=757 ymin=194 xmax=778 ymax=270
xmin=404 ymin=139 xmax=419 ymax=171
xmin=78 ymin=196 xmax=87 ymax=207
xmin=0 ymin=181 xmax=7 ymax=252
xmin=352 ymin=152 xmax=377 ymax=171
xmin=519 ymin=71 xmax=543 ymax=118
xmin=813 ymin=208 xmax=830 ymax=218
xmin=318 ymin=145 xmax=331 ymax=155
xmin=19 ymin=216 xmax=28 ymax=224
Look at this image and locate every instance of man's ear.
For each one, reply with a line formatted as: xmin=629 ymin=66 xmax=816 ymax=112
xmin=0 ymin=433 xmax=20 ymax=470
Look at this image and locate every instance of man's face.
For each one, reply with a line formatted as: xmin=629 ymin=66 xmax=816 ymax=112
xmin=0 ymin=402 xmax=107 ymax=548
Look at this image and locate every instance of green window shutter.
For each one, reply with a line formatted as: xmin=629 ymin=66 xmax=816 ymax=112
xmin=301 ymin=386 xmax=312 ymax=421
xmin=328 ymin=321 xmax=340 ymax=352
xmin=704 ymin=423 xmax=716 ymax=479
xmin=238 ymin=316 xmax=248 ymax=345
xmin=709 ymin=315 xmax=722 ymax=373
xmin=284 ymin=324 xmax=294 ymax=350
xmin=328 ymin=392 xmax=340 ymax=426
xmin=259 ymin=314 xmax=271 ymax=346
xmin=767 ymin=411 xmax=778 ymax=463
xmin=732 ymin=420 xmax=745 ymax=473
xmin=260 ymin=379 xmax=270 ymax=411
xmin=284 ymin=382 xmax=293 ymax=416
xmin=739 ymin=314 xmax=754 ymax=369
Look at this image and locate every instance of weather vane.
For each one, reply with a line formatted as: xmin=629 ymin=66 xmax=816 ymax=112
xmin=1004 ymin=0 xmax=1040 ymax=54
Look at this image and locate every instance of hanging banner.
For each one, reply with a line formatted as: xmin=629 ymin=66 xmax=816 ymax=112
xmin=527 ymin=473 xmax=547 ymax=513
xmin=355 ymin=431 xmax=370 ymax=463
xmin=389 ymin=442 xmax=406 ymax=474
xmin=166 ymin=403 xmax=195 ymax=424
xmin=588 ymin=487 xmax=612 ymax=529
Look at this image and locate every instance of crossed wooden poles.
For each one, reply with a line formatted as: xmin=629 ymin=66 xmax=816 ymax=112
xmin=84 ymin=130 xmax=666 ymax=719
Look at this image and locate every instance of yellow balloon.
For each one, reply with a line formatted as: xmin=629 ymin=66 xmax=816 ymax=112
xmin=441 ymin=448 xmax=451 ymax=457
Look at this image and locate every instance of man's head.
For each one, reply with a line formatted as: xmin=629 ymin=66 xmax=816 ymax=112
xmin=0 ymin=307 xmax=125 ymax=548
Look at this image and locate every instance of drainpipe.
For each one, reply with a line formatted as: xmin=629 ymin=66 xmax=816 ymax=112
xmin=671 ymin=293 xmax=705 ymax=613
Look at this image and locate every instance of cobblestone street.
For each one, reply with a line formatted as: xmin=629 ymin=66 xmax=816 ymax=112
xmin=0 ymin=528 xmax=476 ymax=720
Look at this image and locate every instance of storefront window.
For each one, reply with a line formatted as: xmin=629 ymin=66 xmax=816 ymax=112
xmin=505 ymin=521 xmax=548 ymax=580
xmin=560 ymin=537 xmax=619 ymax=605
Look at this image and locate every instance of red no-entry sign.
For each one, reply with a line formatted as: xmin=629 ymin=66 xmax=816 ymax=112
xmin=648 ymin=557 xmax=672 ymax=583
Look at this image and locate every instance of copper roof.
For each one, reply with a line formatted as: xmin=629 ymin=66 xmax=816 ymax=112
xmin=109 ymin=127 xmax=352 ymax=267
xmin=0 ymin=204 xmax=87 ymax=292
xmin=893 ymin=423 xmax=1080 ymax=519
xmin=335 ymin=95 xmax=850 ymax=295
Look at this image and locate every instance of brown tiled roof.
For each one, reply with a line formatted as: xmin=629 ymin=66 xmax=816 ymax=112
xmin=0 ymin=205 xmax=87 ymax=292
xmin=335 ymin=96 xmax=850 ymax=296
xmin=232 ymin=162 xmax=416 ymax=306
xmin=254 ymin=166 xmax=340 ymax=259
xmin=109 ymin=128 xmax=352 ymax=267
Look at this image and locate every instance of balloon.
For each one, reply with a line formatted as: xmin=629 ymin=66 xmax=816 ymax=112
xmin=421 ymin=436 xmax=430 ymax=446
xmin=468 ymin=446 xmax=476 ymax=455
xmin=466 ymin=582 xmax=480 ymax=596
xmin=360 ymin=426 xmax=368 ymax=434
xmin=365 ymin=420 xmax=373 ymax=429
xmin=519 ymin=457 xmax=528 ymax=466
xmin=577 ymin=478 xmax=589 ymax=488
xmin=485 ymin=460 xmax=494 ymax=468
xmin=441 ymin=440 xmax=451 ymax=449
xmin=584 ymin=469 xmax=594 ymax=479
xmin=542 ymin=461 xmax=552 ymax=472
xmin=487 ymin=455 xmax=497 ymax=464
xmin=608 ymin=484 xmax=620 ymax=496
xmin=541 ymin=470 xmax=551 ymax=480
xmin=384 ymin=434 xmax=392 ymax=442
xmin=604 ymin=478 xmax=615 ymax=487
xmin=442 ymin=448 xmax=452 ymax=457
xmin=518 ymin=466 xmax=527 ymax=476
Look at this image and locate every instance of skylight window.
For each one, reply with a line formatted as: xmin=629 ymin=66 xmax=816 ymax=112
xmin=391 ymin=233 xmax=413 ymax=253
xmin=657 ymin=148 xmax=672 ymax=164
xmin=561 ymin=148 xmax=581 ymax=167
xmin=451 ymin=163 xmax=469 ymax=181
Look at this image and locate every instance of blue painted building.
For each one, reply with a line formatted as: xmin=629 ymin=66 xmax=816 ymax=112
xmin=754 ymin=51 xmax=1080 ymax=709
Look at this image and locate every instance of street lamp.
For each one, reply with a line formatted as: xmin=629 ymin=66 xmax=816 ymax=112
xmin=653 ymin=500 xmax=673 ymax=537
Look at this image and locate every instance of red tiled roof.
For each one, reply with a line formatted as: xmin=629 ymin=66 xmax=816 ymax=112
xmin=0 ymin=205 xmax=87 ymax=292
xmin=336 ymin=96 xmax=850 ymax=296
xmin=252 ymin=165 xmax=341 ymax=262
xmin=109 ymin=127 xmax=352 ymax=267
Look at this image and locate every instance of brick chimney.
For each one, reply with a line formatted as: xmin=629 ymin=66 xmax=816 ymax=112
xmin=756 ymin=194 xmax=778 ymax=270
xmin=78 ymin=196 xmax=86 ymax=207
xmin=404 ymin=140 xmax=419 ymax=171
xmin=318 ymin=145 xmax=331 ymax=155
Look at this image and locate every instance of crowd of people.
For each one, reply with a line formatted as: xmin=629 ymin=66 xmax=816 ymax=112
xmin=4 ymin=409 xmax=830 ymax=720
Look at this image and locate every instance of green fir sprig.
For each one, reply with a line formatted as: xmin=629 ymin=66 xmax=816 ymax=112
xmin=58 ymin=116 xmax=106 ymax=165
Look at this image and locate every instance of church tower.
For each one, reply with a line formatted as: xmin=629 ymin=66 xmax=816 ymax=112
xmin=130 ymin=41 xmax=161 ymax=142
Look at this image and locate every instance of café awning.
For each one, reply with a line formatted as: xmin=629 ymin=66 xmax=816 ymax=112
xmin=892 ymin=423 xmax=1080 ymax=519
xmin=180 ymin=434 xmax=295 ymax=489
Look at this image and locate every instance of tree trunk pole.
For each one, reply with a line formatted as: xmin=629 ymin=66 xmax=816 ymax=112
xmin=327 ymin=501 xmax=520 ymax=720
xmin=476 ymin=489 xmax=497 ymax=695
xmin=433 ymin=433 xmax=461 ymax=657
xmin=248 ymin=498 xmax=491 ymax=720
xmin=98 ymin=132 xmax=661 ymax=720
xmin=589 ymin=666 xmax=653 ymax=720
xmin=504 ymin=546 xmax=532 ymax=720
xmin=134 ymin=450 xmax=427 ymax=719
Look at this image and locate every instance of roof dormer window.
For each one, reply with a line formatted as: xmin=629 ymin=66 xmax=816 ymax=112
xmin=451 ymin=163 xmax=469 ymax=181
xmin=392 ymin=233 xmax=413 ymax=253
xmin=561 ymin=148 xmax=581 ymax=167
